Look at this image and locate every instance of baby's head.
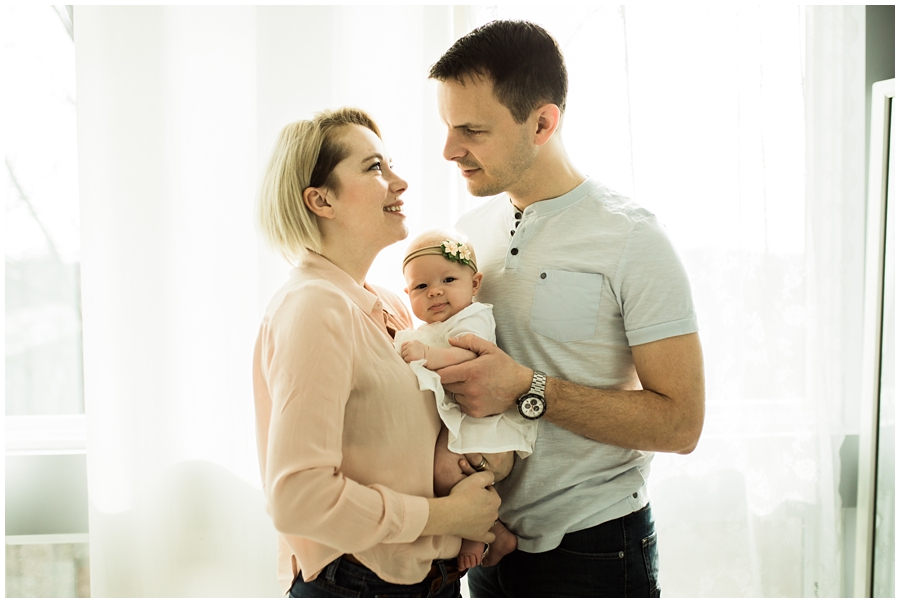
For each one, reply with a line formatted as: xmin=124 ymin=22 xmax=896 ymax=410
xmin=402 ymin=229 xmax=483 ymax=324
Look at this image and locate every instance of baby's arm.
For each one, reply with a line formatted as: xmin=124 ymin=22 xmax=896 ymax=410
xmin=400 ymin=340 xmax=477 ymax=370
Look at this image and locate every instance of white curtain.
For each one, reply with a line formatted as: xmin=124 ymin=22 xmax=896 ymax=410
xmin=469 ymin=5 xmax=860 ymax=597
xmin=76 ymin=5 xmax=863 ymax=597
xmin=75 ymin=6 xmax=459 ymax=596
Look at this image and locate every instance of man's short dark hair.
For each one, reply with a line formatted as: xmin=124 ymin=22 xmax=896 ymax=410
xmin=429 ymin=20 xmax=568 ymax=124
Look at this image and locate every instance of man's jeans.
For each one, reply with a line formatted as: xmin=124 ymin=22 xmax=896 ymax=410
xmin=467 ymin=504 xmax=660 ymax=597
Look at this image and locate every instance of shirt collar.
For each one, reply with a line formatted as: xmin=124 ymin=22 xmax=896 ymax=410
xmin=296 ymin=250 xmax=381 ymax=316
xmin=514 ymin=177 xmax=599 ymax=217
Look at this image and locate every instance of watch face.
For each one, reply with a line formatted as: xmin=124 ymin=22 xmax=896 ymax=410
xmin=519 ymin=395 xmax=545 ymax=419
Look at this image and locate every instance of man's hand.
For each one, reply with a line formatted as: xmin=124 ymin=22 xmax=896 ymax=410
xmin=400 ymin=340 xmax=427 ymax=363
xmin=436 ymin=334 xmax=532 ymax=418
xmin=460 ymin=451 xmax=515 ymax=482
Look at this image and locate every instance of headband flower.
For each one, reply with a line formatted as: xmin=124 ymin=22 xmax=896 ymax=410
xmin=441 ymin=240 xmax=476 ymax=270
xmin=402 ymin=240 xmax=478 ymax=273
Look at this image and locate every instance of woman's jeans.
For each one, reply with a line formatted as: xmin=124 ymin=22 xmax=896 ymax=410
xmin=467 ymin=503 xmax=660 ymax=597
xmin=288 ymin=556 xmax=461 ymax=598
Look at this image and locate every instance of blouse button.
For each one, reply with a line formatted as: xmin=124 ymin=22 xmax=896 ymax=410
xmin=540 ymin=272 xmax=547 ymax=279
xmin=510 ymin=230 xmax=515 ymax=236
xmin=514 ymin=212 xmax=522 ymax=219
xmin=511 ymin=248 xmax=519 ymax=255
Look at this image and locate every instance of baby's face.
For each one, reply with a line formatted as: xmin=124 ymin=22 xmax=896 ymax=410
xmin=403 ymin=254 xmax=482 ymax=324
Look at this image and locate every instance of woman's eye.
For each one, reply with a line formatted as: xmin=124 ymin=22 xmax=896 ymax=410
xmin=369 ymin=161 xmax=383 ymax=172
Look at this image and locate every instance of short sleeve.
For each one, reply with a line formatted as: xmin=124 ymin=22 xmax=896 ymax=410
xmin=445 ymin=303 xmax=497 ymax=343
xmin=613 ymin=217 xmax=699 ymax=347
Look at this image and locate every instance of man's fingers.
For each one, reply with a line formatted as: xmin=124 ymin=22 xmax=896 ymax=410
xmin=448 ymin=333 xmax=494 ymax=355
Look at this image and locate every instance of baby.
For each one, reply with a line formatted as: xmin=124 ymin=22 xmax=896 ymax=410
xmin=395 ymin=229 xmax=538 ymax=571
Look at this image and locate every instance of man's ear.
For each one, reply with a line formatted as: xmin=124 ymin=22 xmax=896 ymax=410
xmin=533 ymin=104 xmax=562 ymax=145
xmin=303 ymin=186 xmax=334 ymax=219
xmin=471 ymin=271 xmax=484 ymax=296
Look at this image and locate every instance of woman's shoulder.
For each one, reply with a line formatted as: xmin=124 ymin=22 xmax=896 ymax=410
xmin=267 ymin=272 xmax=355 ymax=322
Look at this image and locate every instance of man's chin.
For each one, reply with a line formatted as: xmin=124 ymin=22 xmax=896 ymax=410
xmin=466 ymin=180 xmax=505 ymax=198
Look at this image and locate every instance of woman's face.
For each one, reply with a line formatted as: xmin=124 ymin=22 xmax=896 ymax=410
xmin=322 ymin=125 xmax=409 ymax=253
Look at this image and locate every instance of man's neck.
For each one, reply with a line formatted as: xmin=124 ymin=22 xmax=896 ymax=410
xmin=507 ymin=149 xmax=586 ymax=209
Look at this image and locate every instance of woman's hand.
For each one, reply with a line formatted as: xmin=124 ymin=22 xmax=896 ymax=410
xmin=421 ymin=471 xmax=500 ymax=543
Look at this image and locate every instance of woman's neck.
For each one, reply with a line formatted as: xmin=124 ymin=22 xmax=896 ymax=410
xmin=315 ymin=242 xmax=376 ymax=286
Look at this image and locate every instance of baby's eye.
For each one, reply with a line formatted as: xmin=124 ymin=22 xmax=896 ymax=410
xmin=443 ymin=277 xmax=457 ymax=284
xmin=414 ymin=283 xmax=427 ymax=290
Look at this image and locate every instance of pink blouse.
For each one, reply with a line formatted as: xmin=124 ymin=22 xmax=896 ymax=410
xmin=253 ymin=251 xmax=459 ymax=590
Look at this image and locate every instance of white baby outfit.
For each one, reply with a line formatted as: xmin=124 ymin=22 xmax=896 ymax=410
xmin=394 ymin=302 xmax=537 ymax=458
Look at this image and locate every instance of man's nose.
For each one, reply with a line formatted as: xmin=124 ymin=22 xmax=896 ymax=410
xmin=443 ymin=132 xmax=462 ymax=162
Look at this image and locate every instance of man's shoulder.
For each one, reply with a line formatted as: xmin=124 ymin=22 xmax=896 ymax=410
xmin=574 ymin=180 xmax=654 ymax=227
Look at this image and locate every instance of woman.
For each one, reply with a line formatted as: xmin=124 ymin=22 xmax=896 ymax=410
xmin=252 ymin=107 xmax=500 ymax=598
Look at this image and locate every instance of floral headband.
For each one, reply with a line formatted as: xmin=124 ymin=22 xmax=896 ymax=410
xmin=402 ymin=240 xmax=478 ymax=273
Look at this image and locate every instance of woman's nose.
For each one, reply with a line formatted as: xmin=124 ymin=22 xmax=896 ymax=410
xmin=388 ymin=168 xmax=408 ymax=195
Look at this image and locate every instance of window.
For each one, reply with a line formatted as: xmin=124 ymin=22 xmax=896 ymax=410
xmin=4 ymin=5 xmax=90 ymax=597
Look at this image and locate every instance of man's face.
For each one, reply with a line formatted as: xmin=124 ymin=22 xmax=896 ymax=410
xmin=437 ymin=75 xmax=537 ymax=198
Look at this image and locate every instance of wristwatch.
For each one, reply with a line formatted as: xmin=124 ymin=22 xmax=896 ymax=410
xmin=516 ymin=370 xmax=547 ymax=420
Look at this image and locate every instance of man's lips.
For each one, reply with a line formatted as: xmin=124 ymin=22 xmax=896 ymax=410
xmin=458 ymin=165 xmax=480 ymax=178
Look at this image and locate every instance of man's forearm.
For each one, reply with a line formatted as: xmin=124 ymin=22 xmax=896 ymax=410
xmin=543 ymin=378 xmax=703 ymax=454
xmin=543 ymin=333 xmax=705 ymax=453
xmin=441 ymin=332 xmax=705 ymax=454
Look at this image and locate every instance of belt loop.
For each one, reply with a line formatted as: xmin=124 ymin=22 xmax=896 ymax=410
xmin=439 ymin=560 xmax=449 ymax=587
xmin=429 ymin=560 xmax=448 ymax=595
xmin=325 ymin=557 xmax=340 ymax=583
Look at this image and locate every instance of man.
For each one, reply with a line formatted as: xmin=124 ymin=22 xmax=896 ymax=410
xmin=429 ymin=20 xmax=705 ymax=597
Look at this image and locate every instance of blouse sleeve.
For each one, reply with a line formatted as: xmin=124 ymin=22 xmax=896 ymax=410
xmin=257 ymin=283 xmax=428 ymax=553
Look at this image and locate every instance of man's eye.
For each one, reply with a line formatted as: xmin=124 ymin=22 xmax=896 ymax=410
xmin=465 ymin=129 xmax=481 ymax=136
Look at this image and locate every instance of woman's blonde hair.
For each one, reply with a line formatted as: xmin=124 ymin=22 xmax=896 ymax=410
xmin=257 ymin=107 xmax=381 ymax=261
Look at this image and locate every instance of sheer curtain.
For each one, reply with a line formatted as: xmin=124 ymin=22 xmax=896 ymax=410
xmin=469 ymin=5 xmax=860 ymax=597
xmin=76 ymin=5 xmax=862 ymax=597
xmin=75 ymin=6 xmax=458 ymax=596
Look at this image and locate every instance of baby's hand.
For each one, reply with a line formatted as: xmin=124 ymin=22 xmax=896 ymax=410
xmin=401 ymin=340 xmax=427 ymax=363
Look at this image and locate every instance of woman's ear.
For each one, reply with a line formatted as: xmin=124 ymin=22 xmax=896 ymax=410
xmin=471 ymin=272 xmax=484 ymax=296
xmin=303 ymin=186 xmax=334 ymax=219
